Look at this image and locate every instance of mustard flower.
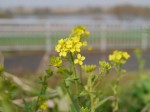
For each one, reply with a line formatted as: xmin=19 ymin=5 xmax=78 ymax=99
xmin=82 ymin=64 xmax=97 ymax=73
xmin=122 ymin=52 xmax=130 ymax=59
xmin=82 ymin=41 xmax=87 ymax=47
xmin=59 ymin=50 xmax=67 ymax=57
xmin=74 ymin=54 xmax=85 ymax=65
xmin=99 ymin=61 xmax=111 ymax=74
xmin=40 ymin=102 xmax=48 ymax=110
xmin=71 ymin=36 xmax=80 ymax=43
xmin=74 ymin=42 xmax=82 ymax=52
xmin=55 ymin=26 xmax=89 ymax=57
xmin=55 ymin=39 xmax=65 ymax=52
xmin=50 ymin=56 xmax=62 ymax=67
xmin=72 ymin=26 xmax=89 ymax=37
xmin=109 ymin=50 xmax=130 ymax=65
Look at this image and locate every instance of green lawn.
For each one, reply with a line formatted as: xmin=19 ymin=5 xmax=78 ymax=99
xmin=0 ymin=30 xmax=149 ymax=47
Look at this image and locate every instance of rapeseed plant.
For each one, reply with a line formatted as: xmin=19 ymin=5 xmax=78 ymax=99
xmin=0 ymin=25 xmax=132 ymax=112
xmin=48 ymin=26 xmax=130 ymax=112
xmin=16 ymin=26 xmax=130 ymax=112
xmin=109 ymin=50 xmax=130 ymax=112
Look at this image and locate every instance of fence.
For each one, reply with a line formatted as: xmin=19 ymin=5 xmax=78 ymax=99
xmin=0 ymin=19 xmax=149 ymax=52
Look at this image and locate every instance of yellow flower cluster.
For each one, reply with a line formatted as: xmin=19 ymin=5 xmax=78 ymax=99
xmin=109 ymin=50 xmax=130 ymax=65
xmin=55 ymin=26 xmax=89 ymax=57
xmin=81 ymin=64 xmax=97 ymax=73
xmin=40 ymin=102 xmax=48 ymax=110
xmin=99 ymin=61 xmax=111 ymax=74
xmin=72 ymin=26 xmax=90 ymax=37
xmin=49 ymin=56 xmax=62 ymax=67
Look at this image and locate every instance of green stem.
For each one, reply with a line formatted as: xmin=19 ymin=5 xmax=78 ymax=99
xmin=79 ymin=66 xmax=83 ymax=85
xmin=112 ymin=84 xmax=118 ymax=112
xmin=70 ymin=53 xmax=79 ymax=95
xmin=93 ymin=74 xmax=102 ymax=89
xmin=112 ymin=66 xmax=122 ymax=112
xmin=88 ymin=73 xmax=95 ymax=112
xmin=90 ymin=90 xmax=94 ymax=112
xmin=34 ymin=76 xmax=47 ymax=112
xmin=65 ymin=86 xmax=80 ymax=112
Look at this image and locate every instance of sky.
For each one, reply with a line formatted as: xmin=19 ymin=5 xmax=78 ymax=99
xmin=0 ymin=0 xmax=150 ymax=8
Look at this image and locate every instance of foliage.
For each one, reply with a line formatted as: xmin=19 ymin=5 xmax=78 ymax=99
xmin=119 ymin=49 xmax=150 ymax=112
xmin=119 ymin=72 xmax=150 ymax=112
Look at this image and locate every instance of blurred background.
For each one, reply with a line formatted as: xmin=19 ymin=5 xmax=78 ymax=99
xmin=0 ymin=0 xmax=150 ymax=75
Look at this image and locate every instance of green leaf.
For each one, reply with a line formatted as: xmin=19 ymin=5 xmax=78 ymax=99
xmin=23 ymin=99 xmax=32 ymax=112
xmin=81 ymin=107 xmax=90 ymax=112
xmin=65 ymin=76 xmax=79 ymax=82
xmin=45 ymin=68 xmax=53 ymax=77
xmin=0 ymin=64 xmax=4 ymax=74
xmin=57 ymin=67 xmax=72 ymax=76
xmin=94 ymin=96 xmax=115 ymax=109
xmin=79 ymin=91 xmax=88 ymax=97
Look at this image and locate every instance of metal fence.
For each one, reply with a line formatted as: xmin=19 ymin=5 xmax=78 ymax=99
xmin=0 ymin=19 xmax=149 ymax=52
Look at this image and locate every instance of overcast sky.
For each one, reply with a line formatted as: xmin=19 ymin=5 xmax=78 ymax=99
xmin=1 ymin=0 xmax=150 ymax=8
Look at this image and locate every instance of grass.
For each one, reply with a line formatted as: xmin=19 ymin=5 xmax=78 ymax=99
xmin=0 ymin=30 xmax=150 ymax=47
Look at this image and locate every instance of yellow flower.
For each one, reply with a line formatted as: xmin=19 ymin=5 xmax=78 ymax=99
xmin=85 ymin=31 xmax=90 ymax=36
xmin=55 ymin=39 xmax=65 ymax=52
xmin=74 ymin=42 xmax=82 ymax=52
xmin=72 ymin=26 xmax=86 ymax=36
xmin=123 ymin=52 xmax=130 ymax=59
xmin=109 ymin=55 xmax=115 ymax=61
xmin=65 ymin=40 xmax=73 ymax=48
xmin=82 ymin=64 xmax=96 ymax=73
xmin=99 ymin=61 xmax=111 ymax=74
xmin=50 ymin=56 xmax=62 ymax=67
xmin=55 ymin=45 xmax=61 ymax=52
xmin=59 ymin=51 xmax=67 ymax=57
xmin=74 ymin=54 xmax=85 ymax=65
xmin=40 ymin=102 xmax=48 ymax=110
xmin=70 ymin=47 xmax=75 ymax=52
xmin=82 ymin=41 xmax=87 ymax=47
xmin=116 ymin=54 xmax=122 ymax=60
xmin=72 ymin=36 xmax=80 ymax=43
xmin=58 ymin=39 xmax=64 ymax=44
xmin=55 ymin=26 xmax=89 ymax=57
xmin=99 ymin=61 xmax=111 ymax=69
xmin=109 ymin=50 xmax=130 ymax=65
xmin=71 ymin=26 xmax=90 ymax=37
